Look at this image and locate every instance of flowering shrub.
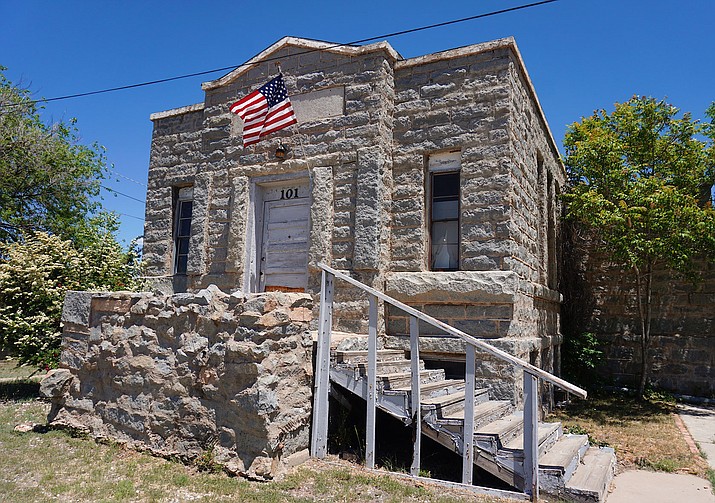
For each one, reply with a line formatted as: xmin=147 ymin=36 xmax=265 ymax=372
xmin=0 ymin=231 xmax=141 ymax=368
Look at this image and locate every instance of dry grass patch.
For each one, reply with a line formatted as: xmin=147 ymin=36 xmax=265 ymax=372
xmin=548 ymin=392 xmax=709 ymax=478
xmin=0 ymin=359 xmax=43 ymax=380
xmin=1 ymin=399 xmax=515 ymax=502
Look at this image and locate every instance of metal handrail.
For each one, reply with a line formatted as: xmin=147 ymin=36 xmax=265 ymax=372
xmin=317 ymin=262 xmax=587 ymax=399
xmin=312 ymin=262 xmax=587 ymax=502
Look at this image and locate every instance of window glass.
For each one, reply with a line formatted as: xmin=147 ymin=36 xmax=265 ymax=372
xmin=430 ymin=171 xmax=460 ymax=271
xmin=174 ymin=196 xmax=193 ymax=275
xmin=432 ymin=200 xmax=458 ymax=221
xmin=180 ymin=200 xmax=193 ymax=219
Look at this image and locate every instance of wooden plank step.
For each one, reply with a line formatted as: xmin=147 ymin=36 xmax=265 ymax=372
xmin=436 ymin=399 xmax=513 ymax=427
xmin=355 ymin=359 xmax=423 ymax=376
xmin=564 ymin=447 xmax=616 ymax=503
xmin=333 ymin=349 xmax=406 ymax=364
xmin=377 ymin=369 xmax=445 ymax=389
xmin=501 ymin=422 xmax=562 ymax=454
xmin=421 ymin=388 xmax=491 ymax=416
xmin=476 ymin=413 xmax=523 ymax=440
xmin=539 ymin=434 xmax=588 ymax=471
xmin=387 ymin=379 xmax=465 ymax=398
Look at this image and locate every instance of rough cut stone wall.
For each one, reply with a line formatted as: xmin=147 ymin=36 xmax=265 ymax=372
xmin=142 ymin=37 xmax=567 ymax=386
xmin=391 ymin=43 xmax=514 ymax=272
xmin=144 ymin=40 xmax=398 ymax=333
xmin=42 ymin=288 xmax=315 ymax=479
xmin=566 ymin=249 xmax=714 ymax=397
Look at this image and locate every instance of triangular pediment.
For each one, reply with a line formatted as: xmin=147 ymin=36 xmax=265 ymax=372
xmin=202 ymin=36 xmax=401 ymax=91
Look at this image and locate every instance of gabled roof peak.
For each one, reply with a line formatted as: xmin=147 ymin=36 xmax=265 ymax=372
xmin=202 ymin=36 xmax=402 ymax=91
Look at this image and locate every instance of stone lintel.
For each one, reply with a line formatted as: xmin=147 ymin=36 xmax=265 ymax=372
xmin=384 ymin=335 xmax=545 ymax=358
xmin=385 ymin=271 xmax=519 ymax=304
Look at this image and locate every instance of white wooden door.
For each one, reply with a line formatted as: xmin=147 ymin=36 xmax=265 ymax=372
xmin=259 ymin=195 xmax=310 ymax=292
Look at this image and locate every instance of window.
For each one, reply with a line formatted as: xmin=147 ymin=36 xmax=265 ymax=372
xmin=430 ymin=171 xmax=460 ymax=270
xmin=174 ymin=187 xmax=193 ymax=275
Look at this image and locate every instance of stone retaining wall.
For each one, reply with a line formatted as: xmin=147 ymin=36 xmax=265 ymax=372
xmin=41 ymin=287 xmax=314 ymax=479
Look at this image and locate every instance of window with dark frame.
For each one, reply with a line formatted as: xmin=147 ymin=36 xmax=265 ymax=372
xmin=174 ymin=188 xmax=193 ymax=275
xmin=430 ymin=171 xmax=460 ymax=271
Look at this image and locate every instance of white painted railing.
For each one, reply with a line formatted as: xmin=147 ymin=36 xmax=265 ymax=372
xmin=310 ymin=263 xmax=587 ymax=501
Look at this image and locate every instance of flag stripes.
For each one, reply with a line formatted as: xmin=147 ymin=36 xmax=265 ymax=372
xmin=230 ymin=74 xmax=297 ymax=147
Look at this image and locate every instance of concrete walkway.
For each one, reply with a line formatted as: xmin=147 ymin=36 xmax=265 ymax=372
xmin=679 ymin=403 xmax=715 ymax=471
xmin=605 ymin=403 xmax=715 ymax=502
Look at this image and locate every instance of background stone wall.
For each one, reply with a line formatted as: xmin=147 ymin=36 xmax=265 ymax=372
xmin=43 ymin=288 xmax=315 ymax=480
xmin=563 ymin=243 xmax=714 ymax=397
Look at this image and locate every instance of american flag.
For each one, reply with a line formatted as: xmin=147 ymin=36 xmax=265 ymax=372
xmin=230 ymin=74 xmax=298 ymax=147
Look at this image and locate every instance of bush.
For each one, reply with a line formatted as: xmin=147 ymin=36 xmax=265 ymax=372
xmin=561 ymin=332 xmax=604 ymax=389
xmin=0 ymin=230 xmax=141 ymax=368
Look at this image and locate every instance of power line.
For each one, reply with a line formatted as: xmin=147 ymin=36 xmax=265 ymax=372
xmin=108 ymin=167 xmax=147 ymax=187
xmin=15 ymin=0 xmax=557 ymax=107
xmin=116 ymin=212 xmax=145 ymax=221
xmin=101 ymin=185 xmax=146 ymax=204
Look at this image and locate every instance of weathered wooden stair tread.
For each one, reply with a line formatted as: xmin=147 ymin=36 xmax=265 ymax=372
xmin=539 ymin=434 xmax=588 ymax=470
xmin=326 ymin=339 xmax=615 ymax=502
xmin=501 ymin=422 xmax=561 ymax=452
xmin=475 ymin=413 xmax=523 ymax=438
xmin=436 ymin=399 xmax=512 ymax=422
xmin=333 ymin=349 xmax=406 ymax=364
xmin=386 ymin=379 xmax=465 ymax=396
xmin=376 ymin=369 xmax=445 ymax=387
xmin=565 ymin=447 xmax=616 ymax=499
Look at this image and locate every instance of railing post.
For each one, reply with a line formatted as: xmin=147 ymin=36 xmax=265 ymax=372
xmin=409 ymin=315 xmax=421 ymax=476
xmin=310 ymin=270 xmax=333 ymax=458
xmin=365 ymin=294 xmax=378 ymax=469
xmin=462 ymin=343 xmax=476 ymax=484
xmin=523 ymin=371 xmax=539 ymax=501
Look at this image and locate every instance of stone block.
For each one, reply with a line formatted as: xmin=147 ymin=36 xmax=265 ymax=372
xmin=62 ymin=291 xmax=94 ymax=326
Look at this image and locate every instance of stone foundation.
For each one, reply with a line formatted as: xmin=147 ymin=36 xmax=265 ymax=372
xmin=41 ymin=287 xmax=314 ymax=480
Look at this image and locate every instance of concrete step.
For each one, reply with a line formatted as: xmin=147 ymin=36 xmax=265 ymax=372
xmin=333 ymin=349 xmax=406 ymax=364
xmin=564 ymin=447 xmax=616 ymax=503
xmin=377 ymin=369 xmax=446 ymax=390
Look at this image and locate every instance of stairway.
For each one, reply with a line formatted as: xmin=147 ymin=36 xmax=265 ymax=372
xmin=329 ymin=348 xmax=616 ymax=503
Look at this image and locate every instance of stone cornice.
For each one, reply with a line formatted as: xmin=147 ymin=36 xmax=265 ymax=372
xmin=149 ymin=103 xmax=205 ymax=121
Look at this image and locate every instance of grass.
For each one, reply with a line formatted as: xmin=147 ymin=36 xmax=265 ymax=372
xmin=0 ymin=359 xmax=43 ymax=380
xmin=0 ymin=399 xmax=515 ymax=503
xmin=548 ymin=391 xmax=710 ymax=479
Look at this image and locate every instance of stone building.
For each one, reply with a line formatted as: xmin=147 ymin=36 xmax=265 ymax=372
xmin=143 ymin=36 xmax=566 ymax=393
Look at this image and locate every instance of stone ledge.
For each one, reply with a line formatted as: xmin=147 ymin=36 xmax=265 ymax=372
xmin=384 ymin=335 xmax=553 ymax=358
xmin=385 ymin=271 xmax=519 ymax=304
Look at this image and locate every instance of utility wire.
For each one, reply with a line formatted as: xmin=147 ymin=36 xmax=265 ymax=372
xmin=14 ymin=0 xmax=557 ymax=107
xmin=101 ymin=185 xmax=146 ymax=204
xmin=116 ymin=212 xmax=145 ymax=221
xmin=108 ymin=167 xmax=147 ymax=187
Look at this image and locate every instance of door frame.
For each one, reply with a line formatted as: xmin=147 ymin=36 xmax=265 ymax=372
xmin=243 ymin=172 xmax=311 ymax=293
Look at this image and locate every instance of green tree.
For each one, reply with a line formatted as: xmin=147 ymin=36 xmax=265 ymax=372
xmin=0 ymin=70 xmax=144 ymax=367
xmin=0 ymin=67 xmax=106 ymax=243
xmin=0 ymin=227 xmax=141 ymax=368
xmin=563 ymin=96 xmax=715 ymax=397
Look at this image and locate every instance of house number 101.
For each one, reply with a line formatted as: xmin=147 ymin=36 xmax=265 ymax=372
xmin=280 ymin=188 xmax=299 ymax=199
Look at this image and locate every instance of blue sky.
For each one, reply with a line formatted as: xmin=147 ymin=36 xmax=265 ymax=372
xmin=2 ymin=0 xmax=713 ymax=245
